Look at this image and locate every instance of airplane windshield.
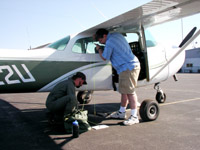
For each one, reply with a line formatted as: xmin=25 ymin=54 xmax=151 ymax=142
xmin=48 ymin=36 xmax=70 ymax=50
xmin=144 ymin=30 xmax=157 ymax=47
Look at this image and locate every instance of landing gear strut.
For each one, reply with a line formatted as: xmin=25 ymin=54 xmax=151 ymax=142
xmin=154 ymin=83 xmax=166 ymax=103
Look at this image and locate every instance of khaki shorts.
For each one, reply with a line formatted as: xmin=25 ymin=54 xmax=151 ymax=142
xmin=118 ymin=66 xmax=140 ymax=94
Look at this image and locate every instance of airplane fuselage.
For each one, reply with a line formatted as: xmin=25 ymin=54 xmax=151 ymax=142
xmin=0 ymin=29 xmax=185 ymax=93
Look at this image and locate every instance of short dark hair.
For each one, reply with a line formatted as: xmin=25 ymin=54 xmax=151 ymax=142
xmin=72 ymin=72 xmax=87 ymax=84
xmin=95 ymin=28 xmax=109 ymax=41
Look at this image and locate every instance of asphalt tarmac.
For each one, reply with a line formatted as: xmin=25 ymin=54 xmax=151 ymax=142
xmin=0 ymin=73 xmax=200 ymax=150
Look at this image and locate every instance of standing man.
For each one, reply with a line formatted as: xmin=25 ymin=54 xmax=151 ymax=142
xmin=46 ymin=72 xmax=87 ymax=122
xmin=95 ymin=29 xmax=140 ymax=125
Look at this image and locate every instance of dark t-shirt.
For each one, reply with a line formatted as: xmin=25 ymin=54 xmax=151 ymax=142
xmin=47 ymin=78 xmax=75 ymax=102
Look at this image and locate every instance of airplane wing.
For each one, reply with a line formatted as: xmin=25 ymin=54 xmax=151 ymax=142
xmin=80 ymin=0 xmax=200 ymax=34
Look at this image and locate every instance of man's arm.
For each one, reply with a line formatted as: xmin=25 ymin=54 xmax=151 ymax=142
xmin=98 ymin=49 xmax=106 ymax=61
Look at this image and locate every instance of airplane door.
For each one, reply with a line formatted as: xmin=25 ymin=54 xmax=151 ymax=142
xmin=143 ymin=29 xmax=168 ymax=82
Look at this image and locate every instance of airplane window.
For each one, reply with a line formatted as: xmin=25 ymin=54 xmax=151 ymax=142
xmin=48 ymin=36 xmax=70 ymax=50
xmin=124 ymin=33 xmax=140 ymax=53
xmin=124 ymin=33 xmax=139 ymax=43
xmin=72 ymin=43 xmax=82 ymax=53
xmin=86 ymin=42 xmax=96 ymax=53
xmin=72 ymin=37 xmax=98 ymax=54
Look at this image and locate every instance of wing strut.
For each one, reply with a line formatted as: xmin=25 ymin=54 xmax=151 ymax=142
xmin=150 ymin=27 xmax=200 ymax=81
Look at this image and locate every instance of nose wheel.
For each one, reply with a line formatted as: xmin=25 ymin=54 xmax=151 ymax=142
xmin=77 ymin=91 xmax=93 ymax=104
xmin=154 ymin=83 xmax=166 ymax=103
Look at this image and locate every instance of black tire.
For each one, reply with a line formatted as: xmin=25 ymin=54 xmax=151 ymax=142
xmin=139 ymin=99 xmax=160 ymax=122
xmin=77 ymin=91 xmax=92 ymax=104
xmin=156 ymin=92 xmax=166 ymax=103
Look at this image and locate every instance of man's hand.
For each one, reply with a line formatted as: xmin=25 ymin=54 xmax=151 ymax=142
xmin=95 ymin=44 xmax=100 ymax=51
xmin=95 ymin=44 xmax=106 ymax=61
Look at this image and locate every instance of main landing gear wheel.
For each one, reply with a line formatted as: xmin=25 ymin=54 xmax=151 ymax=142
xmin=139 ymin=99 xmax=160 ymax=122
xmin=77 ymin=91 xmax=93 ymax=104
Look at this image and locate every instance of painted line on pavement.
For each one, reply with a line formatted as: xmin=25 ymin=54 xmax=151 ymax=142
xmin=160 ymin=97 xmax=200 ymax=106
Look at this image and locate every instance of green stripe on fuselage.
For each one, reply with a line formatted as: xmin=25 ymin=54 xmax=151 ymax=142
xmin=0 ymin=60 xmax=96 ymax=93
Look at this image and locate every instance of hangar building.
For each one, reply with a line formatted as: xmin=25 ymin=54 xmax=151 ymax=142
xmin=180 ymin=48 xmax=200 ymax=73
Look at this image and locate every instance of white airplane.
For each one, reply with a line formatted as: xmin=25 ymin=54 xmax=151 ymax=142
xmin=0 ymin=0 xmax=200 ymax=122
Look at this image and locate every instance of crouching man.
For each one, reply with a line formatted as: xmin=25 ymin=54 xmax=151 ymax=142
xmin=46 ymin=72 xmax=87 ymax=124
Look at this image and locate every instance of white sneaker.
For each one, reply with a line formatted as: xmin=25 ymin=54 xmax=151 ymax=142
xmin=123 ymin=115 xmax=139 ymax=126
xmin=137 ymin=101 xmax=141 ymax=107
xmin=109 ymin=111 xmax=127 ymax=119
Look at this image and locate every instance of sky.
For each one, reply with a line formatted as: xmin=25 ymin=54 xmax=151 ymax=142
xmin=0 ymin=0 xmax=200 ymax=50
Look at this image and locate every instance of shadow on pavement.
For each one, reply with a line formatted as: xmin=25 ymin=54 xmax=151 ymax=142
xmin=0 ymin=98 xmax=121 ymax=150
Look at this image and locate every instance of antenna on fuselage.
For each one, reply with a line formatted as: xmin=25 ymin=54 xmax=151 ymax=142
xmin=26 ymin=26 xmax=32 ymax=50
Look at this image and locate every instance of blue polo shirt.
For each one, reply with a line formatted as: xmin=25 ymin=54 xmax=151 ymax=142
xmin=102 ymin=33 xmax=140 ymax=74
